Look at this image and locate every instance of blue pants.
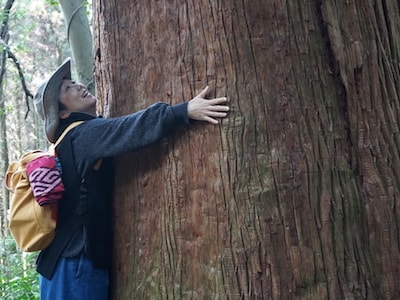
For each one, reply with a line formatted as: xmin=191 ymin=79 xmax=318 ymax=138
xmin=39 ymin=253 xmax=109 ymax=300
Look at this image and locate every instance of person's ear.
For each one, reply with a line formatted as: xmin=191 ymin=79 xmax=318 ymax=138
xmin=59 ymin=110 xmax=71 ymax=119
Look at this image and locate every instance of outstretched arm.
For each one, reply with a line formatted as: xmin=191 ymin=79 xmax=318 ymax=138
xmin=188 ymin=86 xmax=229 ymax=124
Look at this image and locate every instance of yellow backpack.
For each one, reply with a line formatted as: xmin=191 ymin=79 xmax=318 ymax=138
xmin=5 ymin=122 xmax=83 ymax=252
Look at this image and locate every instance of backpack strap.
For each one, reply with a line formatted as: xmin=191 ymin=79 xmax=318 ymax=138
xmin=36 ymin=121 xmax=103 ymax=279
xmin=54 ymin=121 xmax=102 ymax=171
xmin=54 ymin=121 xmax=84 ymax=147
xmin=36 ymin=125 xmax=86 ymax=279
xmin=48 ymin=121 xmax=84 ymax=155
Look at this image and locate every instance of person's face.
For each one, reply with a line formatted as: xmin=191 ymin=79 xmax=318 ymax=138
xmin=58 ymin=79 xmax=97 ymax=118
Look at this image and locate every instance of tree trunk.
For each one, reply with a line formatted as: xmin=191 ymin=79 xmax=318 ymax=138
xmin=59 ymin=0 xmax=94 ymax=93
xmin=0 ymin=0 xmax=14 ymax=239
xmin=94 ymin=0 xmax=400 ymax=299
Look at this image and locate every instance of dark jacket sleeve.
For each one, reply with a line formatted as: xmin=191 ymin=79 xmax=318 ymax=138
xmin=70 ymin=102 xmax=189 ymax=176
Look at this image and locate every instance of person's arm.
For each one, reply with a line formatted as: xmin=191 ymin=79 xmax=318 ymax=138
xmin=71 ymin=86 xmax=229 ymax=174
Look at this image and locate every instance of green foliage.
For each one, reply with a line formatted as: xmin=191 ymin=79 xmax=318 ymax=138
xmin=0 ymin=237 xmax=39 ymax=300
xmin=45 ymin=0 xmax=92 ymax=13
xmin=45 ymin=0 xmax=59 ymax=6
xmin=0 ymin=105 xmax=14 ymax=117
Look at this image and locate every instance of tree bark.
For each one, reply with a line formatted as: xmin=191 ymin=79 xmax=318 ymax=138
xmin=94 ymin=0 xmax=400 ymax=299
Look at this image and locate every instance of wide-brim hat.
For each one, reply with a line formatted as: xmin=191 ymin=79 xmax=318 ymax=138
xmin=33 ymin=58 xmax=71 ymax=143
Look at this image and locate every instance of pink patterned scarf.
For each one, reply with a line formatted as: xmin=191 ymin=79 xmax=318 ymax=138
xmin=26 ymin=155 xmax=65 ymax=206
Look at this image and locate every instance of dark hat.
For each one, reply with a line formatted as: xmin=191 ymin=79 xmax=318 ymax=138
xmin=33 ymin=58 xmax=71 ymax=143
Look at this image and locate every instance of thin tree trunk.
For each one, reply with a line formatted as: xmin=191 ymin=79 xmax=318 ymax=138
xmin=0 ymin=3 xmax=14 ymax=295
xmin=94 ymin=0 xmax=400 ymax=298
xmin=59 ymin=0 xmax=94 ymax=93
xmin=0 ymin=0 xmax=14 ymax=240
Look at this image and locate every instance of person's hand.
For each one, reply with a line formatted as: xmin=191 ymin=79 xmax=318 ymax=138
xmin=187 ymin=86 xmax=229 ymax=124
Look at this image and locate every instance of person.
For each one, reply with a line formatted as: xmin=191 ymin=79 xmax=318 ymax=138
xmin=32 ymin=58 xmax=229 ymax=299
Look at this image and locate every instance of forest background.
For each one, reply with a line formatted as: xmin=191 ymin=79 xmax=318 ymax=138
xmin=0 ymin=0 xmax=91 ymax=298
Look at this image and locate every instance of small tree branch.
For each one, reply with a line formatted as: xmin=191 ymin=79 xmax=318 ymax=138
xmin=0 ymin=39 xmax=34 ymax=118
